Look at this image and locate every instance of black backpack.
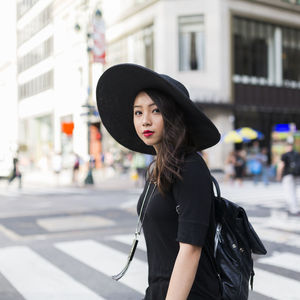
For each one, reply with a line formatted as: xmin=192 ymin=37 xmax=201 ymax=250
xmin=207 ymin=176 xmax=267 ymax=300
xmin=289 ymin=151 xmax=300 ymax=176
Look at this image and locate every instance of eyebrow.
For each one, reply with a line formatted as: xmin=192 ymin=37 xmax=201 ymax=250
xmin=133 ymin=103 xmax=156 ymax=108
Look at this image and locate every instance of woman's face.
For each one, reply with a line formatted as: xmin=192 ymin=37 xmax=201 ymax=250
xmin=133 ymin=91 xmax=164 ymax=153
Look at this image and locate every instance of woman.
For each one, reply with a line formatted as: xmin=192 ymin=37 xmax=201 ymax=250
xmin=96 ymin=64 xmax=221 ymax=300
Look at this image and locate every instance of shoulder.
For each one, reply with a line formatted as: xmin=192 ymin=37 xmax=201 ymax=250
xmin=172 ymin=152 xmax=213 ymax=204
xmin=282 ymin=151 xmax=292 ymax=161
xmin=281 ymin=152 xmax=287 ymax=160
xmin=181 ymin=152 xmax=210 ymax=178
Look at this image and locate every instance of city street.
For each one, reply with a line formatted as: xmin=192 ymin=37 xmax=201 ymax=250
xmin=0 ymin=177 xmax=299 ymax=300
xmin=1 ymin=1 xmax=300 ymax=300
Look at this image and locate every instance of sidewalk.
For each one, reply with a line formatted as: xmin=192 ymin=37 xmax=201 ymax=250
xmin=2 ymin=167 xmax=281 ymax=192
xmin=2 ymin=167 xmax=136 ymax=191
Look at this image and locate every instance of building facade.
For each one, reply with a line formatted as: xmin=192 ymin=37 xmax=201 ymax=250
xmin=228 ymin=0 xmax=300 ymax=165
xmin=16 ymin=0 xmax=103 ymax=170
xmin=0 ymin=2 xmax=18 ymax=177
xmin=17 ymin=0 xmax=55 ymax=169
xmin=13 ymin=0 xmax=300 ymax=172
xmin=102 ymin=0 xmax=300 ymax=169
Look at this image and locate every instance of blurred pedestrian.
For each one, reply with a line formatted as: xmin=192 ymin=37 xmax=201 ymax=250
xmin=233 ymin=149 xmax=246 ymax=186
xmin=224 ymin=151 xmax=235 ymax=183
xmin=72 ymin=153 xmax=81 ymax=185
xmin=277 ymin=139 xmax=300 ymax=216
xmin=52 ymin=152 xmax=62 ymax=186
xmin=132 ymin=152 xmax=147 ymax=187
xmin=96 ymin=64 xmax=221 ymax=300
xmin=256 ymin=147 xmax=269 ymax=186
xmin=7 ymin=156 xmax=22 ymax=189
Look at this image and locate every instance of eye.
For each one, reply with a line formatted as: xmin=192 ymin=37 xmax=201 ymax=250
xmin=153 ymin=108 xmax=160 ymax=113
xmin=134 ymin=110 xmax=142 ymax=116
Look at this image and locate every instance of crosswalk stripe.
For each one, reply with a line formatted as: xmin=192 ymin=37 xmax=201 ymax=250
xmin=110 ymin=234 xmax=147 ymax=251
xmin=258 ymin=252 xmax=300 ymax=273
xmin=120 ymin=198 xmax=138 ymax=209
xmin=55 ymin=239 xmax=148 ymax=295
xmin=0 ymin=246 xmax=106 ymax=300
xmin=253 ymin=268 xmax=300 ymax=300
xmin=250 ymin=216 xmax=300 ymax=233
xmin=254 ymin=227 xmax=300 ymax=248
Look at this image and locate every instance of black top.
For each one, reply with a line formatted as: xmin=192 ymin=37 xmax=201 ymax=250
xmin=281 ymin=150 xmax=296 ymax=176
xmin=137 ymin=153 xmax=221 ymax=300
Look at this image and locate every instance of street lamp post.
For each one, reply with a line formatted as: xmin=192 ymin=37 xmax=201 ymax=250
xmin=83 ymin=46 xmax=94 ymax=185
xmin=76 ymin=7 xmax=105 ymax=185
xmin=75 ymin=5 xmax=105 ymax=184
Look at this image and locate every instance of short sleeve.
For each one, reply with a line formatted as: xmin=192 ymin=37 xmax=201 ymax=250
xmin=281 ymin=153 xmax=287 ymax=163
xmin=173 ymin=154 xmax=213 ymax=247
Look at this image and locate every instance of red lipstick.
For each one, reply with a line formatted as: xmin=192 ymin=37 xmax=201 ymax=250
xmin=143 ymin=130 xmax=154 ymax=137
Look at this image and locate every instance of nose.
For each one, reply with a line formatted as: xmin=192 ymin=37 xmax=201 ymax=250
xmin=142 ymin=112 xmax=151 ymax=127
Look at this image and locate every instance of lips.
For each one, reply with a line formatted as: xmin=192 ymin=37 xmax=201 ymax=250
xmin=143 ymin=130 xmax=154 ymax=137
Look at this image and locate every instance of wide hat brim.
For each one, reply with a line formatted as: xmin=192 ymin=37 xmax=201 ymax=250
xmin=96 ymin=63 xmax=220 ymax=155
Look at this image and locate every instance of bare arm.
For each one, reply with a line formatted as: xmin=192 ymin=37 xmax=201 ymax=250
xmin=277 ymin=161 xmax=284 ymax=181
xmin=165 ymin=242 xmax=202 ymax=300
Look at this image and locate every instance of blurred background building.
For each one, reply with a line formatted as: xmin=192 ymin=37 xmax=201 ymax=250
xmin=0 ymin=2 xmax=18 ymax=177
xmin=0 ymin=0 xmax=300 ymax=177
xmin=15 ymin=0 xmax=104 ymax=172
xmin=102 ymin=0 xmax=300 ymax=169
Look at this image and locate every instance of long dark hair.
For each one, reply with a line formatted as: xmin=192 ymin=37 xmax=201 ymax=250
xmin=144 ymin=89 xmax=196 ymax=194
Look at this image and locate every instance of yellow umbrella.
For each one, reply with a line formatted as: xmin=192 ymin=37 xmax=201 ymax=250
xmin=237 ymin=127 xmax=258 ymax=140
xmin=223 ymin=130 xmax=243 ymax=143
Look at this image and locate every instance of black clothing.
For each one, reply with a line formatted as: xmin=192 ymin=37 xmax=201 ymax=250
xmin=282 ymin=150 xmax=297 ymax=176
xmin=234 ymin=154 xmax=245 ymax=179
xmin=137 ymin=153 xmax=221 ymax=300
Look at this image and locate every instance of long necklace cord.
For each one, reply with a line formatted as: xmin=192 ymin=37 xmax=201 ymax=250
xmin=112 ymin=182 xmax=156 ymax=281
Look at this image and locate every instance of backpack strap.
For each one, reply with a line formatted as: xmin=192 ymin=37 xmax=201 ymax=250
xmin=204 ymin=175 xmax=223 ymax=293
xmin=211 ymin=175 xmax=221 ymax=198
xmin=211 ymin=175 xmax=226 ymax=221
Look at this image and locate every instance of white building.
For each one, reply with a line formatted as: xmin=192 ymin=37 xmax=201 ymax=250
xmin=12 ymin=0 xmax=300 ymax=172
xmin=0 ymin=2 xmax=18 ymax=177
xmin=102 ymin=0 xmax=300 ymax=170
xmin=16 ymin=0 xmax=103 ymax=170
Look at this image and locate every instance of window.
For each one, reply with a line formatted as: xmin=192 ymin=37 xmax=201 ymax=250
xmin=282 ymin=28 xmax=300 ymax=84
xmin=129 ymin=25 xmax=154 ymax=69
xmin=178 ymin=15 xmax=205 ymax=71
xmin=18 ymin=37 xmax=53 ymax=73
xmin=233 ymin=17 xmax=300 ymax=88
xmin=18 ymin=70 xmax=53 ymax=100
xmin=143 ymin=26 xmax=154 ymax=69
xmin=107 ymin=25 xmax=154 ymax=69
xmin=107 ymin=39 xmax=128 ymax=65
xmin=17 ymin=4 xmax=52 ymax=46
xmin=17 ymin=0 xmax=40 ymax=19
xmin=234 ymin=18 xmax=271 ymax=79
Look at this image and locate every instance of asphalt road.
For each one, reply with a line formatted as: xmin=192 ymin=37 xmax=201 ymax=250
xmin=0 ymin=179 xmax=299 ymax=300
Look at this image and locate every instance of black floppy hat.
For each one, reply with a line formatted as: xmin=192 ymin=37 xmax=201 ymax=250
xmin=96 ymin=63 xmax=220 ymax=155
